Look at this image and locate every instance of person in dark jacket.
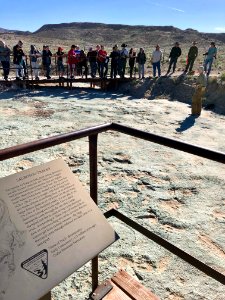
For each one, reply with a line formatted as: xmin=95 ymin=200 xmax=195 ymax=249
xmin=129 ymin=48 xmax=136 ymax=78
xmin=13 ymin=41 xmax=25 ymax=80
xmin=166 ymin=42 xmax=182 ymax=74
xmin=42 ymin=45 xmax=52 ymax=79
xmin=185 ymin=41 xmax=198 ymax=73
xmin=137 ymin=48 xmax=146 ymax=79
xmin=87 ymin=47 xmax=98 ymax=78
xmin=110 ymin=46 xmax=120 ymax=78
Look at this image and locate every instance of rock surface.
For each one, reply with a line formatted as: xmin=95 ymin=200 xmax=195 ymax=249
xmin=0 ymin=86 xmax=225 ymax=299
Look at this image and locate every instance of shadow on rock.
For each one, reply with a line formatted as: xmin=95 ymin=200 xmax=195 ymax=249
xmin=176 ymin=115 xmax=196 ymax=132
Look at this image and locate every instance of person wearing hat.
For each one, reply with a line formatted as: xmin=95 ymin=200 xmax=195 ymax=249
xmin=56 ymin=47 xmax=65 ymax=79
xmin=166 ymin=42 xmax=182 ymax=75
xmin=203 ymin=42 xmax=217 ymax=76
xmin=118 ymin=43 xmax=128 ymax=78
xmin=191 ymin=66 xmax=207 ymax=116
xmin=0 ymin=40 xmax=10 ymax=80
xmin=29 ymin=45 xmax=41 ymax=80
xmin=185 ymin=41 xmax=198 ymax=73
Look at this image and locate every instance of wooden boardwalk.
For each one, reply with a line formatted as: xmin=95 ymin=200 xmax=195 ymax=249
xmin=0 ymin=76 xmax=134 ymax=90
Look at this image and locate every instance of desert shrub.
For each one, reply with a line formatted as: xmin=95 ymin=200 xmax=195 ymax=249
xmin=220 ymin=72 xmax=225 ymax=82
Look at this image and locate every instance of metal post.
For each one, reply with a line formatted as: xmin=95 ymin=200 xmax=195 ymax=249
xmin=89 ymin=134 xmax=98 ymax=291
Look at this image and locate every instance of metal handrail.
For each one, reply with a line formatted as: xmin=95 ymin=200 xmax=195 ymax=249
xmin=1 ymin=122 xmax=225 ymax=294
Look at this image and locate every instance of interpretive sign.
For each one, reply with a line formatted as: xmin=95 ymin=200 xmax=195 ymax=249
xmin=0 ymin=158 xmax=117 ymax=300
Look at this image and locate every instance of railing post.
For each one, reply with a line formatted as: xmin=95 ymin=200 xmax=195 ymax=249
xmin=89 ymin=134 xmax=99 ymax=291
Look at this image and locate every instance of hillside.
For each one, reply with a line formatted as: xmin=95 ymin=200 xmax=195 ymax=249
xmin=1 ymin=22 xmax=225 ymax=50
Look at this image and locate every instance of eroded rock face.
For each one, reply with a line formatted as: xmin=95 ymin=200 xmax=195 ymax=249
xmin=117 ymin=77 xmax=225 ymax=114
xmin=0 ymin=88 xmax=225 ymax=299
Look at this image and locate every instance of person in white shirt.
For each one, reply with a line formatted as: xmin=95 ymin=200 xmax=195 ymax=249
xmin=151 ymin=44 xmax=162 ymax=77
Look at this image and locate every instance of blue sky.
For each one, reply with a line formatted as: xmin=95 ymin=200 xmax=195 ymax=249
xmin=1 ymin=0 xmax=225 ymax=33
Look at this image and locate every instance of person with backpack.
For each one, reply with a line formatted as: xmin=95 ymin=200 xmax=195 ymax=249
xmin=185 ymin=41 xmax=198 ymax=74
xmin=166 ymin=42 xmax=182 ymax=74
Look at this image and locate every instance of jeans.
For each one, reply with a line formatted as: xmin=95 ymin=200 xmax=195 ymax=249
xmin=138 ymin=63 xmax=145 ymax=78
xmin=15 ymin=64 xmax=24 ymax=78
xmin=100 ymin=62 xmax=108 ymax=78
xmin=204 ymin=58 xmax=213 ymax=75
xmin=31 ymin=61 xmax=39 ymax=78
xmin=90 ymin=61 xmax=97 ymax=78
xmin=152 ymin=61 xmax=161 ymax=77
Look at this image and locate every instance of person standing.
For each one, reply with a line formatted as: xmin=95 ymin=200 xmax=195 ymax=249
xmin=166 ymin=42 xmax=181 ymax=74
xmin=56 ymin=47 xmax=65 ymax=79
xmin=110 ymin=46 xmax=120 ymax=78
xmin=151 ymin=44 xmax=162 ymax=77
xmin=67 ymin=45 xmax=76 ymax=78
xmin=203 ymin=42 xmax=217 ymax=76
xmin=13 ymin=41 xmax=25 ymax=80
xmin=0 ymin=40 xmax=10 ymax=80
xmin=137 ymin=48 xmax=146 ymax=79
xmin=191 ymin=66 xmax=207 ymax=116
xmin=42 ymin=45 xmax=52 ymax=79
xmin=129 ymin=48 xmax=136 ymax=78
xmin=118 ymin=43 xmax=129 ymax=78
xmin=87 ymin=47 xmax=98 ymax=78
xmin=185 ymin=41 xmax=198 ymax=73
xmin=29 ymin=45 xmax=41 ymax=80
xmin=98 ymin=45 xmax=107 ymax=79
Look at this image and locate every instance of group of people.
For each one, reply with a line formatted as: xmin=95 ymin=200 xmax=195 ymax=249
xmin=0 ymin=39 xmax=218 ymax=81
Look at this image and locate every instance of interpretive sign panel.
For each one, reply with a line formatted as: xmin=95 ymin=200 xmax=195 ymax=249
xmin=0 ymin=158 xmax=117 ymax=300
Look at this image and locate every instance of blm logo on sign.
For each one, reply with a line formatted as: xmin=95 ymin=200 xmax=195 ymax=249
xmin=21 ymin=249 xmax=48 ymax=279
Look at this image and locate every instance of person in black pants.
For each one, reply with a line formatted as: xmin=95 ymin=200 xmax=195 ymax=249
xmin=110 ymin=46 xmax=120 ymax=78
xmin=129 ymin=48 xmax=136 ymax=78
xmin=42 ymin=45 xmax=52 ymax=79
xmin=166 ymin=42 xmax=181 ymax=74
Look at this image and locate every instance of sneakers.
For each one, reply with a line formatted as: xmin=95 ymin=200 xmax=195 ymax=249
xmin=35 ymin=77 xmax=39 ymax=80
xmin=70 ymin=75 xmax=74 ymax=79
xmin=47 ymin=76 xmax=51 ymax=79
xmin=16 ymin=77 xmax=22 ymax=80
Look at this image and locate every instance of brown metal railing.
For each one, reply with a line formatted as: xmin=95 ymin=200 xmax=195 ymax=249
xmin=0 ymin=54 xmax=138 ymax=81
xmin=1 ymin=122 xmax=225 ymax=297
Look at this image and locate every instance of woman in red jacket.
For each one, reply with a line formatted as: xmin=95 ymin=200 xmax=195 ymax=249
xmin=67 ymin=45 xmax=76 ymax=78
